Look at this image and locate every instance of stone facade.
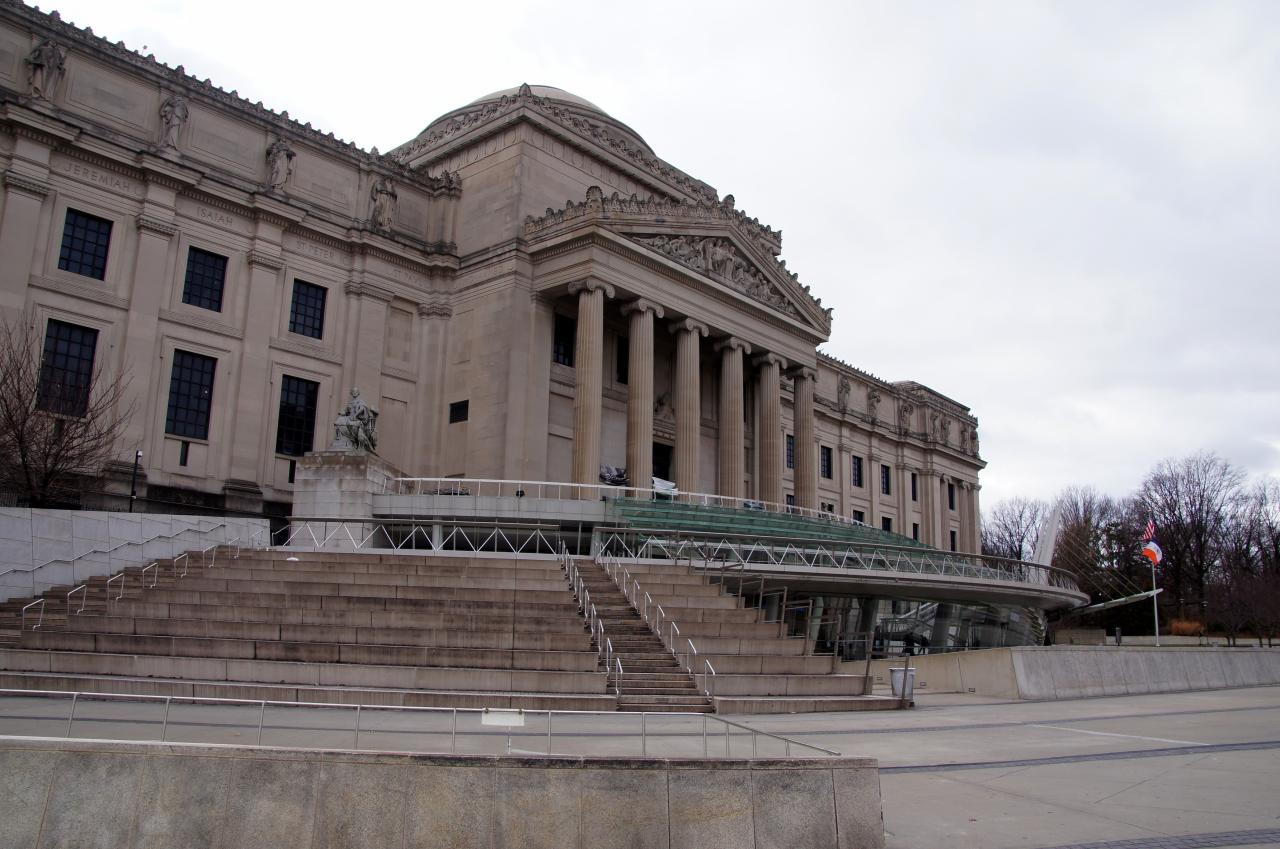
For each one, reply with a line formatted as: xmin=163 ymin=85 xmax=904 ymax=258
xmin=0 ymin=5 xmax=984 ymax=550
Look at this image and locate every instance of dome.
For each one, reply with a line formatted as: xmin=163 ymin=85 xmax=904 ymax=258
xmin=414 ymin=84 xmax=654 ymax=157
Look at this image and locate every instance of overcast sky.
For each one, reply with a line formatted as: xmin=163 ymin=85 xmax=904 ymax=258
xmin=47 ymin=0 xmax=1280 ymax=506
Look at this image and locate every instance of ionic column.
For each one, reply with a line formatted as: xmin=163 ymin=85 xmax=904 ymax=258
xmin=716 ymin=337 xmax=751 ymax=498
xmin=622 ymin=299 xmax=663 ymax=493
xmin=670 ymin=318 xmax=709 ymax=495
xmin=754 ymin=353 xmax=787 ymax=504
xmin=569 ymin=280 xmax=614 ymax=487
xmin=791 ymin=366 xmax=817 ymax=511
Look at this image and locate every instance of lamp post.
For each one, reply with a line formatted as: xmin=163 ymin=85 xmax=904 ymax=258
xmin=128 ymin=450 xmax=142 ymax=513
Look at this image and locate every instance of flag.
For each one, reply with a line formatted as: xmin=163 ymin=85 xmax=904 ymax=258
xmin=1141 ymin=519 xmax=1156 ymax=542
xmin=1142 ymin=540 xmax=1163 ymax=566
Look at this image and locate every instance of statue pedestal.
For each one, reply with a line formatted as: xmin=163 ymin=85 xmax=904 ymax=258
xmin=292 ymin=450 xmax=405 ymax=522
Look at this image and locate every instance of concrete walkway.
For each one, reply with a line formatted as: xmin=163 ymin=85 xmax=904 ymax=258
xmin=737 ymin=686 xmax=1280 ymax=849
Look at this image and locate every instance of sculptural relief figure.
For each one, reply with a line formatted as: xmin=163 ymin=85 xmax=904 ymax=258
xmin=26 ymin=39 xmax=66 ymax=100
xmin=369 ymin=176 xmax=397 ymax=230
xmin=970 ymin=427 xmax=980 ymax=456
xmin=159 ymin=94 xmax=188 ymax=149
xmin=837 ymin=377 xmax=851 ymax=411
xmin=265 ymin=137 xmax=296 ymax=191
xmin=331 ymin=388 xmax=378 ymax=452
xmin=866 ymin=389 xmax=881 ymax=423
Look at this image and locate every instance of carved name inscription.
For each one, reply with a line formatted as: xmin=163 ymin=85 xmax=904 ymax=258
xmin=196 ymin=206 xmax=236 ymax=227
xmin=62 ymin=161 xmax=139 ymax=196
xmin=291 ymin=236 xmax=345 ymax=262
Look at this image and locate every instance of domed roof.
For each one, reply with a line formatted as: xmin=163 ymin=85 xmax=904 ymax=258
xmin=415 ymin=84 xmax=654 ymax=157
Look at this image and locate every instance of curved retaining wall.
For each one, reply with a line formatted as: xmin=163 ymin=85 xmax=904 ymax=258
xmin=0 ymin=737 xmax=884 ymax=849
xmin=869 ymin=645 xmax=1280 ymax=700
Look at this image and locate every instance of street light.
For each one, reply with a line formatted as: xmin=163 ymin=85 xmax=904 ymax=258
xmin=128 ymin=450 xmax=142 ymax=513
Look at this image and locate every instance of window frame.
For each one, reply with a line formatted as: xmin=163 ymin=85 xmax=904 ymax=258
xmin=786 ymin=434 xmax=795 ymax=470
xmin=880 ymin=463 xmax=892 ymax=496
xmin=288 ymin=279 xmax=328 ymax=340
xmin=164 ymin=349 xmax=218 ymax=441
xmin=819 ymin=445 xmax=833 ymax=479
xmin=851 ymin=456 xmax=864 ymax=488
xmin=552 ymin=313 xmax=576 ymax=367
xmin=449 ymin=400 xmax=470 ymax=423
xmin=181 ymin=246 xmax=229 ymax=313
xmin=57 ymin=208 xmax=113 ymax=281
xmin=36 ymin=318 xmax=99 ymax=418
xmin=275 ymin=374 xmax=320 ymax=457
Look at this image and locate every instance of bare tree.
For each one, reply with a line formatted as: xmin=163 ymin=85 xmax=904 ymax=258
xmin=981 ymin=497 xmax=1048 ymax=561
xmin=0 ymin=320 xmax=132 ymax=506
xmin=1138 ymin=452 xmax=1246 ymax=618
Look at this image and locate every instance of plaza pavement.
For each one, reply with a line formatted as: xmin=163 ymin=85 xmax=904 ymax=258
xmin=1 ymin=685 xmax=1277 ymax=848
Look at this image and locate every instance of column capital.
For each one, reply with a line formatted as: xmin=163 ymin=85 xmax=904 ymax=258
xmin=344 ymin=280 xmax=394 ymax=302
xmin=2 ymin=169 xmax=50 ymax=199
xmin=417 ymin=296 xmax=453 ymax=319
xmin=621 ymin=298 xmax=664 ymax=319
xmin=788 ymin=365 xmax=818 ymax=383
xmin=135 ymin=214 xmax=178 ymax=238
xmin=669 ymin=317 xmax=709 ymax=338
xmin=568 ymin=279 xmax=615 ymax=299
xmin=752 ymin=352 xmax=788 ymax=371
xmin=714 ymin=336 xmax=752 ymax=355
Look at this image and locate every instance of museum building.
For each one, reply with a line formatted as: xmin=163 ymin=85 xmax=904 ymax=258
xmin=0 ymin=2 xmax=985 ymax=554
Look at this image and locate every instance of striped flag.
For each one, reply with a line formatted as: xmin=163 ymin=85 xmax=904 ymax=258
xmin=1142 ymin=540 xmax=1163 ymax=566
xmin=1141 ymin=519 xmax=1156 ymax=542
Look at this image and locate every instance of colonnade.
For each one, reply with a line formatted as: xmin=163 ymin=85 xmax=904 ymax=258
xmin=567 ymin=280 xmax=819 ymax=507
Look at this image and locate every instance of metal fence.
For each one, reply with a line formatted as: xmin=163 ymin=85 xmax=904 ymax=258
xmin=0 ymin=689 xmax=840 ymax=759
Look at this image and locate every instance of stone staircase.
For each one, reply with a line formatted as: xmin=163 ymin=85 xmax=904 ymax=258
xmin=578 ymin=564 xmax=712 ymax=713
xmin=0 ymin=550 xmax=614 ymax=710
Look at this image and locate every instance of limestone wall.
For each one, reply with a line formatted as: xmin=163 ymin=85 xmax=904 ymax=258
xmin=0 ymin=509 xmax=269 ymax=601
xmin=0 ymin=737 xmax=884 ymax=849
xmin=869 ymin=646 xmax=1280 ymax=700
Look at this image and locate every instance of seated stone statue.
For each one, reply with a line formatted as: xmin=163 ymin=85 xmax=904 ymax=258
xmin=330 ymin=387 xmax=378 ymax=452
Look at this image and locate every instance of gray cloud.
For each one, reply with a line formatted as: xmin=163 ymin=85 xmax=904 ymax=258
xmin=56 ymin=0 xmax=1280 ymax=502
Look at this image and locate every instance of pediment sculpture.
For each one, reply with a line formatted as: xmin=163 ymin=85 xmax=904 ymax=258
xmin=633 ymin=234 xmax=798 ymax=317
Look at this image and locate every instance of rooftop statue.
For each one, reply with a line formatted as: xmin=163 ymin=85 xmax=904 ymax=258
xmin=331 ymin=388 xmax=378 ymax=452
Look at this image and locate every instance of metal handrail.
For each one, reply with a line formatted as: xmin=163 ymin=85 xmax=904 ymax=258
xmin=0 ymin=520 xmax=232 ymax=589
xmin=278 ymin=519 xmax=564 ymax=557
xmin=1 ymin=688 xmax=839 ymax=758
xmin=105 ymin=573 xmax=126 ymax=605
xmin=67 ymin=584 xmax=88 ymax=615
xmin=21 ymin=599 xmax=45 ymax=630
xmin=381 ymin=475 xmax=874 ymax=532
xmin=597 ymin=526 xmax=1085 ymax=598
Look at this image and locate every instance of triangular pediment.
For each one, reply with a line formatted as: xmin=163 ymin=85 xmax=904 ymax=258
xmin=622 ymin=229 xmax=830 ymax=334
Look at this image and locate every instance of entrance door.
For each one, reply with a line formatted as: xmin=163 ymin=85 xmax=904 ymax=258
xmin=652 ymin=443 xmax=672 ymax=482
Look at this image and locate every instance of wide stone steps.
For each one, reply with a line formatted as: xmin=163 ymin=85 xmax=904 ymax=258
xmin=0 ymin=551 xmax=616 ymax=712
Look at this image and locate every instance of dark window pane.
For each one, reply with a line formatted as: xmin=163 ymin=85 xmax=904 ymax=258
xmin=820 ymin=446 xmax=833 ymax=479
xmin=288 ymin=280 xmax=327 ymax=339
xmin=881 ymin=516 xmax=893 ymax=533
xmin=58 ymin=209 xmax=113 ymax=280
xmin=851 ymin=456 xmax=863 ymax=488
xmin=449 ymin=400 xmax=469 ymax=423
xmin=852 ymin=510 xmax=865 ymax=523
xmin=276 ymin=375 xmax=319 ymax=456
xmin=616 ymin=336 xmax=628 ymax=384
xmin=182 ymin=247 xmax=228 ymax=312
xmin=911 ymin=472 xmax=918 ymax=501
xmin=881 ymin=464 xmax=892 ymax=495
xmin=165 ymin=350 xmax=216 ymax=439
xmin=37 ymin=319 xmax=98 ymax=417
xmin=948 ymin=483 xmax=957 ymax=510
xmin=552 ymin=314 xmax=575 ymax=366
xmin=786 ymin=434 xmax=795 ymax=469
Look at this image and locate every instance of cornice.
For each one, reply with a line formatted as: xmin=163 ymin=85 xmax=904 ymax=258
xmin=528 ymin=227 xmax=828 ymax=345
xmin=135 ymin=215 xmax=178 ymax=237
xmin=522 ymin=187 xmax=830 ymax=331
xmin=246 ymin=250 xmax=284 ymax=271
xmin=344 ymin=280 xmax=395 ymax=302
xmin=417 ymin=297 xmax=452 ymax=319
xmin=268 ymin=335 xmax=342 ymax=365
xmin=390 ymin=85 xmax=720 ymax=208
xmin=158 ymin=308 xmax=244 ymax=341
xmin=28 ymin=274 xmax=129 ymax=310
xmin=0 ymin=1 xmax=458 ymax=195
xmin=2 ymin=169 xmax=50 ymax=199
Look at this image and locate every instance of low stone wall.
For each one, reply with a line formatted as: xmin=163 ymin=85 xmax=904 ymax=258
xmin=0 ymin=737 xmax=884 ymax=849
xmin=0 ymin=510 xmax=269 ymax=601
xmin=868 ymin=646 xmax=1280 ymax=700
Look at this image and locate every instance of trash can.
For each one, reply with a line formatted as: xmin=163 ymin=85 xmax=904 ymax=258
xmin=889 ymin=666 xmax=916 ymax=699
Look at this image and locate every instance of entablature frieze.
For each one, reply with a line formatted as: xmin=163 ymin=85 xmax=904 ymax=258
xmin=526 ymin=229 xmax=827 ymax=351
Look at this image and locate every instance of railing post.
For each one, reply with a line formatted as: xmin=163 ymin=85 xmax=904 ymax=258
xmin=257 ymin=700 xmax=266 ymax=745
xmin=65 ymin=692 xmax=78 ymax=737
xmin=161 ymin=696 xmax=171 ymax=741
xmin=353 ymin=704 xmax=361 ymax=749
